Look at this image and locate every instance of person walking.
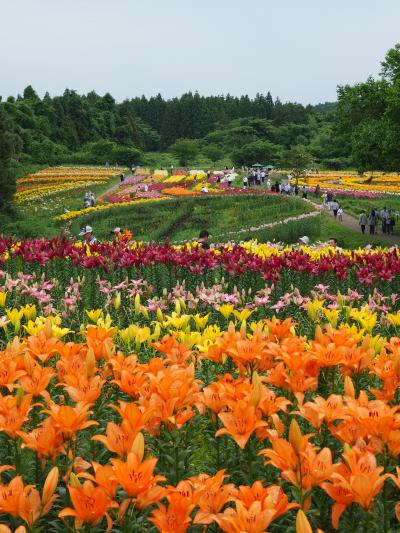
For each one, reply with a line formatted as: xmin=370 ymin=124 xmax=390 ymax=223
xmin=380 ymin=207 xmax=388 ymax=233
xmin=337 ymin=205 xmax=343 ymax=222
xmin=330 ymin=199 xmax=339 ymax=219
xmin=90 ymin=193 xmax=95 ymax=207
xmin=368 ymin=209 xmax=377 ymax=235
xmin=243 ymin=175 xmax=248 ymax=189
xmin=301 ymin=186 xmax=307 ymax=199
xmin=389 ymin=209 xmax=396 ymax=234
xmin=359 ymin=211 xmax=367 ymax=234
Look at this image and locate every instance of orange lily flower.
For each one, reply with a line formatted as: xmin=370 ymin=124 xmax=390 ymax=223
xmin=59 ymin=480 xmax=117 ymax=531
xmin=85 ymin=325 xmax=115 ymax=360
xmin=216 ymin=399 xmax=267 ymax=449
xmin=192 ymin=470 xmax=237 ymax=524
xmin=0 ymin=355 xmax=26 ymax=391
xmin=25 ymin=331 xmax=61 ymax=363
xmin=235 ymin=481 xmax=297 ymax=520
xmin=111 ymin=451 xmax=165 ymax=499
xmin=321 ymin=447 xmax=387 ymax=528
xmin=78 ymin=462 xmax=118 ymax=499
xmin=149 ymin=492 xmax=195 ymax=533
xmin=0 ymin=393 xmax=33 ymax=439
xmin=18 ymin=364 xmax=55 ymax=397
xmin=43 ymin=401 xmax=98 ymax=437
xmin=62 ymin=374 xmax=105 ymax=403
xmin=18 ymin=417 xmax=64 ymax=461
xmin=216 ymin=500 xmax=276 ymax=533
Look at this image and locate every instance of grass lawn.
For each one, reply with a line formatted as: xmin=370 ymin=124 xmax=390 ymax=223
xmin=69 ymin=194 xmax=313 ymax=242
xmin=1 ymin=176 xmax=121 ymax=238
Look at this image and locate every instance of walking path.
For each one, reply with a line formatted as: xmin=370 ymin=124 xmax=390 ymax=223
xmin=306 ymin=199 xmax=400 ymax=244
xmin=96 ymin=173 xmax=135 ymax=203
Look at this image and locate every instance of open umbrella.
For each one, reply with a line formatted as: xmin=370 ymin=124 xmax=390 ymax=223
xmin=251 ymin=163 xmax=263 ymax=167
xmin=266 ymin=165 xmax=274 ymax=171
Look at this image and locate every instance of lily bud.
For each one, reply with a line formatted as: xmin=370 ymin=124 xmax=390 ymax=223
xmin=69 ymin=472 xmax=81 ymax=488
xmin=296 ymin=509 xmax=312 ymax=533
xmin=394 ymin=353 xmax=400 ymax=379
xmin=344 ymin=375 xmax=355 ymax=398
xmin=289 ymin=419 xmax=303 ymax=455
xmin=250 ymin=371 xmax=261 ymax=407
xmin=42 ymin=467 xmax=59 ymax=505
xmin=134 ymin=293 xmax=141 ymax=315
xmin=113 ymin=291 xmax=121 ymax=310
xmin=15 ymin=387 xmax=24 ymax=408
xmin=44 ymin=318 xmax=53 ymax=339
xmin=85 ymin=348 xmax=96 ymax=378
xmin=131 ymin=432 xmax=145 ymax=461
xmin=23 ymin=353 xmax=34 ymax=376
xmin=152 ymin=323 xmax=161 ymax=341
xmin=140 ymin=305 xmax=149 ymax=319
xmin=156 ymin=307 xmax=164 ymax=324
xmin=175 ymin=299 xmax=181 ymax=316
xmin=343 ymin=442 xmax=352 ymax=456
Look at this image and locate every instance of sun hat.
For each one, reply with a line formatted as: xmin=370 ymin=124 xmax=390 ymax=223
xmin=299 ymin=236 xmax=310 ymax=245
xmin=111 ymin=227 xmax=121 ymax=234
xmin=79 ymin=225 xmax=93 ymax=236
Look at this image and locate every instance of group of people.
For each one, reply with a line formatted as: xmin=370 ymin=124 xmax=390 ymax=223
xmin=83 ymin=192 xmax=96 ymax=209
xmin=358 ymin=207 xmax=396 ymax=235
xmin=242 ymin=167 xmax=270 ymax=188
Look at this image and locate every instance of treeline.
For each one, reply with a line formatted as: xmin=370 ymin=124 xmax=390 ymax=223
xmin=0 ymin=86 xmax=337 ymax=168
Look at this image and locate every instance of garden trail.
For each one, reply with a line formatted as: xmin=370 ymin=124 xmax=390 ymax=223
xmin=96 ymin=173 xmax=134 ymax=202
xmin=307 ymin=200 xmax=400 ymax=244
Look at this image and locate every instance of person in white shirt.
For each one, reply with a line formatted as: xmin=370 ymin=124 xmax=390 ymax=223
xmin=243 ymin=175 xmax=248 ymax=189
xmin=79 ymin=226 xmax=98 ymax=245
xmin=337 ymin=206 xmax=343 ymax=222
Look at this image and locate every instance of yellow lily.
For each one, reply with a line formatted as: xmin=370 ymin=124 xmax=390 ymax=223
xmin=86 ymin=309 xmax=103 ymax=323
xmin=22 ymin=304 xmax=36 ymax=321
xmin=218 ymin=304 xmax=234 ymax=320
xmin=233 ymin=308 xmax=254 ymax=322
xmin=306 ymin=300 xmax=325 ymax=322
xmin=0 ymin=291 xmax=8 ymax=308
xmin=192 ymin=313 xmax=209 ymax=330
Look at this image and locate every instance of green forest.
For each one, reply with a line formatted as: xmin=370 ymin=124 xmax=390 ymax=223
xmin=1 ymin=43 xmax=400 ymax=213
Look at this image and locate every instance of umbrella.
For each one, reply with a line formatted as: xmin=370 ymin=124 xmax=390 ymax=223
xmin=266 ymin=165 xmax=273 ymax=171
xmin=251 ymin=163 xmax=263 ymax=167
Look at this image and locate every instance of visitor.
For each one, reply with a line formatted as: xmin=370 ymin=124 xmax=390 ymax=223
xmin=274 ymin=180 xmax=279 ymax=193
xmin=298 ymin=236 xmax=310 ymax=246
xmin=227 ymin=174 xmax=234 ymax=188
xmin=83 ymin=192 xmax=90 ymax=208
xmin=359 ymin=211 xmax=367 ymax=234
xmin=368 ymin=209 xmax=377 ymax=235
xmin=266 ymin=178 xmax=271 ymax=190
xmin=337 ymin=205 xmax=343 ymax=222
xmin=144 ymin=184 xmax=149 ymax=192
xmin=389 ymin=209 xmax=396 ymax=234
xmin=243 ymin=175 xmax=248 ymax=189
xmin=198 ymin=230 xmax=210 ymax=250
xmin=90 ymin=193 xmax=95 ymax=207
xmin=201 ymin=185 xmax=209 ymax=193
xmin=105 ymin=161 xmax=109 ymax=168
xmin=301 ymin=186 xmax=307 ymax=199
xmin=328 ymin=238 xmax=339 ymax=249
xmin=111 ymin=227 xmax=122 ymax=240
xmin=120 ymin=173 xmax=124 ymax=183
xmin=380 ymin=207 xmax=388 ymax=233
xmin=260 ymin=170 xmax=266 ymax=183
xmin=330 ymin=199 xmax=339 ymax=219
xmin=79 ymin=225 xmax=98 ymax=245
xmin=294 ymin=184 xmax=299 ymax=196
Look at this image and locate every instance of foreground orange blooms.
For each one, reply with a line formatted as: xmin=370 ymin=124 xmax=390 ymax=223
xmin=1 ymin=319 xmax=400 ymax=530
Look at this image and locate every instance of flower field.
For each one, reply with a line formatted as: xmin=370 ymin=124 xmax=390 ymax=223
xmin=1 ymin=238 xmax=400 ymax=531
xmin=298 ymin=171 xmax=400 ymax=196
xmin=16 ymin=167 xmax=121 ymax=204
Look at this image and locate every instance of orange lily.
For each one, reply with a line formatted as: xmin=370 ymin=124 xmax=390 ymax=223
xmin=43 ymin=401 xmax=98 ymax=437
xmin=216 ymin=399 xmax=267 ymax=449
xmin=59 ymin=480 xmax=117 ymax=531
xmin=149 ymin=492 xmax=195 ymax=533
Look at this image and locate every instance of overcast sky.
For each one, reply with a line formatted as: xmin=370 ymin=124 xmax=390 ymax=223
xmin=1 ymin=0 xmax=400 ymax=104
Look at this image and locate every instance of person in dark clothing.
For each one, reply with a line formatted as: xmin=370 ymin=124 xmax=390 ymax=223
xmin=294 ymin=184 xmax=299 ymax=196
xmin=198 ymin=230 xmax=210 ymax=249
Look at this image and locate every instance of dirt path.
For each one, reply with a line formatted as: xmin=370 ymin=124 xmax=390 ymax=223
xmin=96 ymin=174 xmax=134 ymax=202
xmin=307 ymin=200 xmax=400 ymax=244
